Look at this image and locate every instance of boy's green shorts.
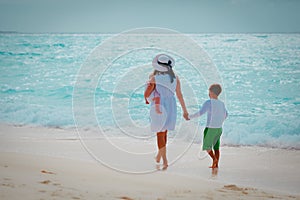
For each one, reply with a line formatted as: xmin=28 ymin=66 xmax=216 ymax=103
xmin=203 ymin=127 xmax=222 ymax=150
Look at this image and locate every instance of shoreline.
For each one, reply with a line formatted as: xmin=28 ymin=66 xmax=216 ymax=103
xmin=1 ymin=123 xmax=299 ymax=151
xmin=0 ymin=124 xmax=300 ymax=199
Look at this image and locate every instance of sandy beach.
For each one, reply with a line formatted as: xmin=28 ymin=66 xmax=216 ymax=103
xmin=0 ymin=124 xmax=299 ymax=200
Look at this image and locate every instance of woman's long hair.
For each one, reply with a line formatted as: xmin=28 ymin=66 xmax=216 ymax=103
xmin=154 ymin=67 xmax=176 ymax=83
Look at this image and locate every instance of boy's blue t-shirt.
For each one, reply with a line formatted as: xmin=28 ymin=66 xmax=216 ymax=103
xmin=189 ymin=99 xmax=228 ymax=128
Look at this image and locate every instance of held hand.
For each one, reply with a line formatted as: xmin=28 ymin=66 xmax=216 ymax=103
xmin=183 ymin=112 xmax=190 ymax=121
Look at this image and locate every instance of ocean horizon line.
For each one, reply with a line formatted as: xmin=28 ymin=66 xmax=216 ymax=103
xmin=1 ymin=30 xmax=300 ymax=35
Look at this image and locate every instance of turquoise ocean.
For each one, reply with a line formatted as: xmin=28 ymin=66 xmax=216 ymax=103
xmin=0 ymin=33 xmax=299 ymax=149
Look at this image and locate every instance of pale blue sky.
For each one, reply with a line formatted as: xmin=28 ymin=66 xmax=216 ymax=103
xmin=0 ymin=0 xmax=299 ymax=33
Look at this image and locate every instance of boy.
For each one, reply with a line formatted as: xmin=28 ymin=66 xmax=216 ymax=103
xmin=188 ymin=84 xmax=228 ymax=168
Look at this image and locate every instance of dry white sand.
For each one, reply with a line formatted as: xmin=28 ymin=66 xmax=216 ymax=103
xmin=0 ymin=124 xmax=299 ymax=200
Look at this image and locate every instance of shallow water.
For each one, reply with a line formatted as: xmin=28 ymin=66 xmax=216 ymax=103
xmin=0 ymin=33 xmax=299 ymax=148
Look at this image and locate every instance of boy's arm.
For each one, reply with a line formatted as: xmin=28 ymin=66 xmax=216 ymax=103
xmin=188 ymin=100 xmax=209 ymax=119
xmin=188 ymin=110 xmax=201 ymax=119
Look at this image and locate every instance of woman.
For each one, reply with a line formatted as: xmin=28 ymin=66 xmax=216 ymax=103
xmin=144 ymin=54 xmax=189 ymax=170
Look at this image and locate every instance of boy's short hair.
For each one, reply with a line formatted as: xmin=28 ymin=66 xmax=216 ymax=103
xmin=209 ymin=84 xmax=222 ymax=96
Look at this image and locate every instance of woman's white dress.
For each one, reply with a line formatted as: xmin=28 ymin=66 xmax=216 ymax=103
xmin=150 ymin=74 xmax=177 ymax=132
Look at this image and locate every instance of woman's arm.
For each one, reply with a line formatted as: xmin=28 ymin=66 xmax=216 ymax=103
xmin=144 ymin=76 xmax=155 ymax=98
xmin=175 ymin=76 xmax=189 ymax=120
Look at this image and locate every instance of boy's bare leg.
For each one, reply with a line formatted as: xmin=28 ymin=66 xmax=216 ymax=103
xmin=214 ymin=150 xmax=220 ymax=168
xmin=207 ymin=150 xmax=218 ymax=168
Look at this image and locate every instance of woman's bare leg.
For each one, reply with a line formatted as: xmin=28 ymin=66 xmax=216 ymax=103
xmin=156 ymin=130 xmax=168 ymax=169
xmin=161 ymin=146 xmax=168 ymax=169
xmin=155 ymin=150 xmax=162 ymax=163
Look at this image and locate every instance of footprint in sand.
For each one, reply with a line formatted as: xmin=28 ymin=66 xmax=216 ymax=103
xmin=222 ymin=184 xmax=297 ymax=199
xmin=39 ymin=171 xmax=56 ymax=185
xmin=41 ymin=170 xmax=56 ymax=175
xmin=119 ymin=196 xmax=134 ymax=200
xmin=40 ymin=180 xmax=51 ymax=185
xmin=1 ymin=183 xmax=15 ymax=188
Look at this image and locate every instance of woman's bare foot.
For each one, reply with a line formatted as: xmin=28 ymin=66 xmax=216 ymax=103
xmin=156 ymin=164 xmax=161 ymax=170
xmin=162 ymin=164 xmax=168 ymax=170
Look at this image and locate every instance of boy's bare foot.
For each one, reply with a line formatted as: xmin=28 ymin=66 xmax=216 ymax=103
xmin=211 ymin=168 xmax=218 ymax=178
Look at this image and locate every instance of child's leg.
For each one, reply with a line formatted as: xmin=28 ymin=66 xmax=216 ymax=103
xmin=153 ymin=97 xmax=162 ymax=114
xmin=214 ymin=150 xmax=220 ymax=168
xmin=203 ymin=128 xmax=215 ymax=167
xmin=203 ymin=128 xmax=219 ymax=168
xmin=207 ymin=150 xmax=218 ymax=168
xmin=213 ymin=135 xmax=221 ymax=168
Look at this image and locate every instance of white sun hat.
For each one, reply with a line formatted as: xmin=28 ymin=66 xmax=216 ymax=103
xmin=152 ymin=54 xmax=175 ymax=72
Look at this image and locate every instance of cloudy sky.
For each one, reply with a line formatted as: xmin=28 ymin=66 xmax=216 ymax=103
xmin=0 ymin=0 xmax=299 ymax=33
